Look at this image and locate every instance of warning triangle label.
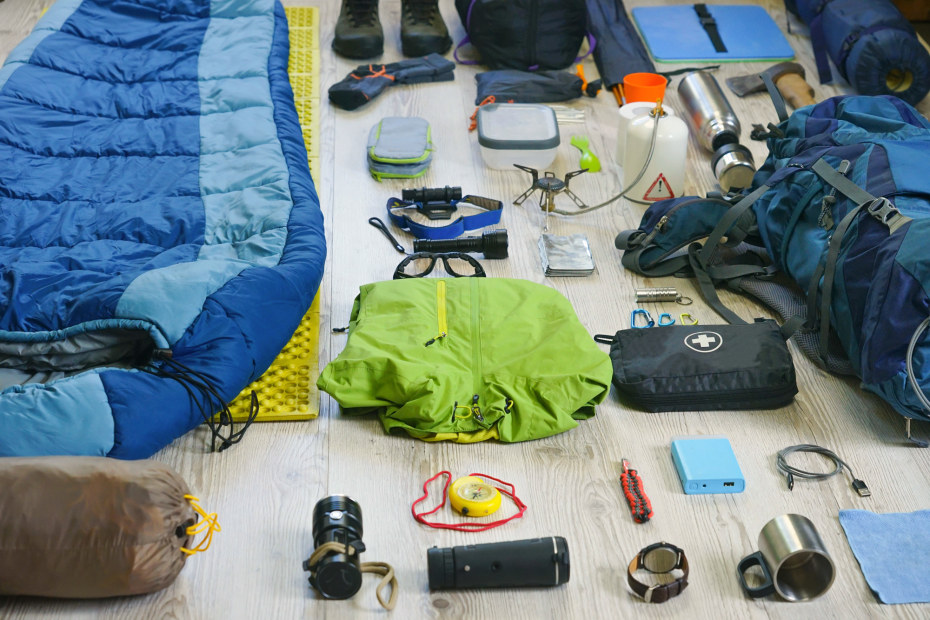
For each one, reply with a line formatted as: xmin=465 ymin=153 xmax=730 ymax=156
xmin=642 ymin=173 xmax=675 ymax=201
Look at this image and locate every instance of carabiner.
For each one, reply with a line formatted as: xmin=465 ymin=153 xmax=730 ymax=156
xmin=658 ymin=313 xmax=675 ymax=326
xmin=631 ymin=309 xmax=655 ymax=328
xmin=680 ymin=313 xmax=698 ymax=325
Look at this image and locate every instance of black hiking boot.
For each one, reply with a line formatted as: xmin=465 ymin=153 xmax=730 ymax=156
xmin=400 ymin=0 xmax=452 ymax=57
xmin=333 ymin=0 xmax=383 ymax=60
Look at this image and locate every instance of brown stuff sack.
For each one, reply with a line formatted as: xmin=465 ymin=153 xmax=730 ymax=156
xmin=0 ymin=456 xmax=198 ymax=598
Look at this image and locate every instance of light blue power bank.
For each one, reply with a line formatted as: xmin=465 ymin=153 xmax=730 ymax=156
xmin=671 ymin=437 xmax=745 ymax=494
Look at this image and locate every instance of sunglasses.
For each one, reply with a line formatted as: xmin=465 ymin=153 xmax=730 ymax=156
xmin=393 ymin=252 xmax=487 ymax=279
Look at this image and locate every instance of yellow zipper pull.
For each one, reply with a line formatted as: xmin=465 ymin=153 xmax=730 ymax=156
xmin=424 ymin=332 xmax=446 ymax=347
xmin=425 ymin=280 xmax=448 ymax=346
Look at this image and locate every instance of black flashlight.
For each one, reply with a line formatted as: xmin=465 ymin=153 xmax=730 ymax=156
xmin=304 ymin=495 xmax=365 ymax=600
xmin=427 ymin=537 xmax=570 ymax=590
xmin=402 ymin=185 xmax=462 ymax=204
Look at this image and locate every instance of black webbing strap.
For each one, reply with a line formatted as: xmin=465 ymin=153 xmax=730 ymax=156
xmin=694 ymin=4 xmax=727 ymax=53
xmin=780 ymin=315 xmax=806 ymax=340
xmin=697 ymin=185 xmax=771 ymax=265
xmin=659 ymin=65 xmax=721 ymax=78
xmin=687 ymin=185 xmax=772 ymax=324
xmin=804 ymin=259 xmax=826 ymax=332
xmin=761 ymin=70 xmax=789 ymax=123
xmin=688 ymin=243 xmax=748 ymax=324
xmin=622 ymin=251 xmax=692 ymax=278
xmin=618 ymin=228 xmax=693 ymax=277
xmin=812 ymin=158 xmax=874 ymax=205
xmin=812 ymin=202 xmax=866 ymax=360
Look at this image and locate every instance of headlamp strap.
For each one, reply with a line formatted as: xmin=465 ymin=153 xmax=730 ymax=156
xmin=387 ymin=195 xmax=503 ymax=240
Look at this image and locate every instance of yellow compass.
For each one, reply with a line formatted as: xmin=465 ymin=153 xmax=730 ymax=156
xmin=449 ymin=476 xmax=502 ymax=517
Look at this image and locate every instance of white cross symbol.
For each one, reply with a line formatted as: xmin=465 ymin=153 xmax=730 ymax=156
xmin=690 ymin=334 xmax=717 ymax=349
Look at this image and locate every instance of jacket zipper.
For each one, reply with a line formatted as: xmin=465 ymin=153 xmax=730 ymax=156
xmin=424 ymin=280 xmax=447 ymax=346
xmin=527 ymin=0 xmax=539 ymax=68
xmin=471 ymin=278 xmax=488 ymax=426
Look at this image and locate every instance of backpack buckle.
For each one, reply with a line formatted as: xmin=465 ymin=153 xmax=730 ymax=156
xmin=866 ymin=197 xmax=899 ymax=226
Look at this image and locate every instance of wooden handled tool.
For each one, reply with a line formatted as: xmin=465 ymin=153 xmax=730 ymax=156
xmin=774 ymin=71 xmax=817 ymax=108
xmin=726 ymin=61 xmax=818 ymax=109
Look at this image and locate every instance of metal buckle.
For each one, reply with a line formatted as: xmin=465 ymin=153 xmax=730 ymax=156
xmin=644 ymin=584 xmax=659 ymax=603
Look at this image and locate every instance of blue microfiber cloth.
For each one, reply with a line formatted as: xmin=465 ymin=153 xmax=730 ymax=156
xmin=839 ymin=509 xmax=930 ymax=604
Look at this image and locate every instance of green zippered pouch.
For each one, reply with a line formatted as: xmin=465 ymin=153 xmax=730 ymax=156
xmin=367 ymin=117 xmax=432 ymax=164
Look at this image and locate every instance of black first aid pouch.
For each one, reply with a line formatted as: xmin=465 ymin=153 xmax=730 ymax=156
xmin=594 ymin=319 xmax=797 ymax=412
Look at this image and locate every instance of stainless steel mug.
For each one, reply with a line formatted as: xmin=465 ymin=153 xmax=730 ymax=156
xmin=737 ymin=514 xmax=836 ymax=601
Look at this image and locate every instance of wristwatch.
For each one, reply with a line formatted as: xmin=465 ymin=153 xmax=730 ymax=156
xmin=627 ymin=542 xmax=689 ymax=603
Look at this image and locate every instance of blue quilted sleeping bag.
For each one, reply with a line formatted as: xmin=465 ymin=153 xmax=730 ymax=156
xmin=0 ymin=0 xmax=326 ymax=458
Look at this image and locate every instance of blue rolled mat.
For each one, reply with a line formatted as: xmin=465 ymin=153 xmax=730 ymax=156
xmin=786 ymin=0 xmax=930 ymax=105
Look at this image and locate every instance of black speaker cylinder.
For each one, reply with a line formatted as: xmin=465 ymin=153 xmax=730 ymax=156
xmin=308 ymin=495 xmax=364 ymax=599
xmin=427 ymin=537 xmax=570 ymax=590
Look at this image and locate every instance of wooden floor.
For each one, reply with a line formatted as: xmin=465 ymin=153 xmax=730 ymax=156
xmin=3 ymin=0 xmax=930 ymax=618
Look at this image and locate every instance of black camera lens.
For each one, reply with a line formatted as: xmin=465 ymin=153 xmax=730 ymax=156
xmin=307 ymin=495 xmax=365 ymax=600
xmin=427 ymin=537 xmax=570 ymax=590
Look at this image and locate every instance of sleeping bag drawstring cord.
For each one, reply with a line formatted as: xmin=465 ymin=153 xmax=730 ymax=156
xmin=145 ymin=351 xmax=259 ymax=452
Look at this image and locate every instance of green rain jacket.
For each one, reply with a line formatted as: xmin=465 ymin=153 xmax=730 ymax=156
xmin=318 ymin=278 xmax=612 ymax=442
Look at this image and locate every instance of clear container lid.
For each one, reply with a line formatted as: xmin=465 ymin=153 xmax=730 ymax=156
xmin=477 ymin=104 xmax=560 ymax=151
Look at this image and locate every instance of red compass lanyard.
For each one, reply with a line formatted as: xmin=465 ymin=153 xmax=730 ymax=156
xmin=412 ymin=471 xmax=527 ymax=532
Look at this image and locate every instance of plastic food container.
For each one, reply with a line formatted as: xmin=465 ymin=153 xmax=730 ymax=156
xmin=477 ymin=103 xmax=560 ymax=170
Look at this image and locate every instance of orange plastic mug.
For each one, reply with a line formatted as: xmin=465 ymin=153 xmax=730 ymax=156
xmin=623 ymin=72 xmax=668 ymax=104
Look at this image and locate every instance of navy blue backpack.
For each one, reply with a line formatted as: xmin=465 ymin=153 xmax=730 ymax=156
xmin=617 ymin=95 xmax=930 ymax=438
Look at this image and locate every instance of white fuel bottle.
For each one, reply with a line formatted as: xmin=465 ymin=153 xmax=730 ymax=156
xmin=623 ymin=106 xmax=688 ymax=203
xmin=616 ymin=101 xmax=676 ymax=166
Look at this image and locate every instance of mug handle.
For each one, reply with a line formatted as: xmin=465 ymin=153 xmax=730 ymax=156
xmin=737 ymin=551 xmax=776 ymax=598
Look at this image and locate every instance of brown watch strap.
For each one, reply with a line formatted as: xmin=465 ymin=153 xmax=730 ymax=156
xmin=627 ymin=550 xmax=690 ymax=603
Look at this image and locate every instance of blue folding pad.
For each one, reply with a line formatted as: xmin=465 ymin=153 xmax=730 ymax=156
xmin=632 ymin=5 xmax=795 ymax=63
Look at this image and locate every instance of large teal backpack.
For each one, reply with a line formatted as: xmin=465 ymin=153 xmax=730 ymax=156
xmin=617 ymin=95 xmax=930 ymax=440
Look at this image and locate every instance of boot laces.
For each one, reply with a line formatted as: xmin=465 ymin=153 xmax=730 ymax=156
xmin=404 ymin=0 xmax=438 ymax=24
xmin=346 ymin=0 xmax=378 ymax=27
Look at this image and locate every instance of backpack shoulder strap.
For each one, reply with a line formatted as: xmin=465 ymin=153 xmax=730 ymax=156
xmin=805 ymin=157 xmax=912 ymax=360
xmin=686 ymin=185 xmax=772 ymax=324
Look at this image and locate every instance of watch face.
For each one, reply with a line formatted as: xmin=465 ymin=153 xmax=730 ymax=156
xmin=643 ymin=546 xmax=680 ymax=573
xmin=455 ymin=482 xmax=497 ymax=502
